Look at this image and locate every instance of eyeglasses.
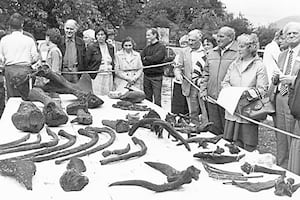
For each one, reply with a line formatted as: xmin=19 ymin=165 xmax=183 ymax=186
xmin=124 ymin=44 xmax=132 ymax=47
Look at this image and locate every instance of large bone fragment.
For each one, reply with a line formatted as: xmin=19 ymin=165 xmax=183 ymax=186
xmin=11 ymin=101 xmax=45 ymax=133
xmin=59 ymin=168 xmax=89 ymax=192
xmin=71 ymin=109 xmax=93 ymax=125
xmin=66 ymin=101 xmax=88 ymax=115
xmin=36 ymin=65 xmax=103 ymax=108
xmin=28 ymin=87 xmax=68 ymax=127
xmin=109 ymin=165 xmax=200 ymax=192
xmin=0 ymin=159 xmax=36 ymax=190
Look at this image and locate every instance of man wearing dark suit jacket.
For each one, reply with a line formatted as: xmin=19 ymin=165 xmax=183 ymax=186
xmin=58 ymin=19 xmax=85 ymax=83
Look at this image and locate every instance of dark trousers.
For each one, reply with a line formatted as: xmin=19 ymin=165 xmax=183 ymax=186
xmin=0 ymin=76 xmax=5 ymax=118
xmin=62 ymin=65 xmax=79 ymax=83
xmin=143 ymin=75 xmax=162 ymax=106
xmin=207 ymin=101 xmax=225 ymax=135
xmin=171 ymin=82 xmax=189 ymax=115
xmin=4 ymin=65 xmax=32 ymax=99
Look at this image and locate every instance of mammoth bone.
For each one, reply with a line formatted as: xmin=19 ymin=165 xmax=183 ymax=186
xmin=109 ymin=162 xmax=201 ymax=192
xmin=35 ymin=64 xmax=103 ymax=108
xmin=11 ymin=101 xmax=45 ymax=133
xmin=0 ymin=159 xmax=36 ymax=190
xmin=28 ymin=87 xmax=68 ymax=127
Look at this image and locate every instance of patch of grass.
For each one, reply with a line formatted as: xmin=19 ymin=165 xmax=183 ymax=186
xmin=258 ymin=119 xmax=276 ymax=156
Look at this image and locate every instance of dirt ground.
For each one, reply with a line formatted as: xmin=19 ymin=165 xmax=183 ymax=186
xmin=161 ymin=76 xmax=277 ymax=156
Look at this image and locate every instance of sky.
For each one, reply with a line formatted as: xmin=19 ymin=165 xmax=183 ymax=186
xmin=221 ymin=0 xmax=300 ymax=26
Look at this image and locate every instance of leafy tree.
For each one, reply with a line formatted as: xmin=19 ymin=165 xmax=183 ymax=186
xmin=223 ymin=13 xmax=254 ymax=37
xmin=140 ymin=0 xmax=228 ymax=42
xmin=0 ymin=0 xmax=275 ymax=45
xmin=0 ymin=0 xmax=102 ymax=39
xmin=0 ymin=0 xmax=143 ymax=39
xmin=255 ymin=25 xmax=278 ymax=48
xmin=93 ymin=0 xmax=144 ymax=28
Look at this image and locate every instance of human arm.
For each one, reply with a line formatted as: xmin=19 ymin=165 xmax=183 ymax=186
xmin=173 ymin=50 xmax=184 ymax=82
xmin=85 ymin=46 xmax=93 ymax=67
xmin=114 ymin=54 xmax=131 ymax=81
xmin=85 ymin=45 xmax=102 ymax=71
xmin=279 ymin=75 xmax=297 ymax=86
xmin=48 ymin=49 xmax=61 ymax=73
xmin=198 ymin=61 xmax=210 ymax=99
xmin=221 ymin=63 xmax=234 ymax=88
xmin=131 ymin=54 xmax=143 ymax=82
xmin=0 ymin=42 xmax=5 ymax=71
xmin=30 ymin=39 xmax=40 ymax=65
xmin=255 ymin=62 xmax=269 ymax=97
xmin=141 ymin=44 xmax=166 ymax=66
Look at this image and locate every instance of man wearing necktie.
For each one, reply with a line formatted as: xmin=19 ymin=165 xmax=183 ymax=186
xmin=272 ymin=22 xmax=300 ymax=169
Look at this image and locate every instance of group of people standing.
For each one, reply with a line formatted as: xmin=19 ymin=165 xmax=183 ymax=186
xmin=173 ymin=22 xmax=300 ymax=176
xmin=1 ymin=12 xmax=300 ymax=176
xmin=0 ymin=13 xmax=169 ymax=108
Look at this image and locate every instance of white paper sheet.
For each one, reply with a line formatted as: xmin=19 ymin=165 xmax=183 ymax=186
xmin=217 ymin=87 xmax=248 ymax=115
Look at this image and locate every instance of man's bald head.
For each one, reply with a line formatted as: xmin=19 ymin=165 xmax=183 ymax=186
xmin=216 ymin=26 xmax=235 ymax=48
xmin=219 ymin=27 xmax=235 ymax=40
xmin=188 ymin=29 xmax=203 ymax=50
xmin=64 ymin=19 xmax=78 ymax=29
xmin=283 ymin=22 xmax=300 ymax=48
xmin=188 ymin=29 xmax=203 ymax=41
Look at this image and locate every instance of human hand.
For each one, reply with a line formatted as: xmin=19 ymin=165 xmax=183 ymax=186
xmin=174 ymin=71 xmax=183 ymax=82
xmin=127 ymin=79 xmax=135 ymax=86
xmin=280 ymin=75 xmax=294 ymax=85
xmin=200 ymin=90 xmax=207 ymax=101
xmin=271 ymin=71 xmax=280 ymax=85
xmin=31 ymin=60 xmax=41 ymax=70
xmin=102 ymin=64 xmax=112 ymax=71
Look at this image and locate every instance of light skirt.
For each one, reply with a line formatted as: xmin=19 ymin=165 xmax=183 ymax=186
xmin=92 ymin=72 xmax=113 ymax=96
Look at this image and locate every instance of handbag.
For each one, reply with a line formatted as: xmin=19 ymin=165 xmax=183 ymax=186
xmin=288 ymin=71 xmax=300 ymax=119
xmin=240 ymin=89 xmax=276 ymax=121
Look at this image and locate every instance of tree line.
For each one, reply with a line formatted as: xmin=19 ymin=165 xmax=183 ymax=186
xmin=0 ymin=0 xmax=279 ymax=47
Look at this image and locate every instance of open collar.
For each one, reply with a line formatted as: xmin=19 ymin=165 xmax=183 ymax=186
xmin=236 ymin=55 xmax=260 ymax=73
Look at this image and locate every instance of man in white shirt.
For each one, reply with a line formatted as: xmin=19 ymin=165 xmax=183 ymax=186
xmin=0 ymin=13 xmax=39 ymax=99
xmin=263 ymin=30 xmax=284 ymax=85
